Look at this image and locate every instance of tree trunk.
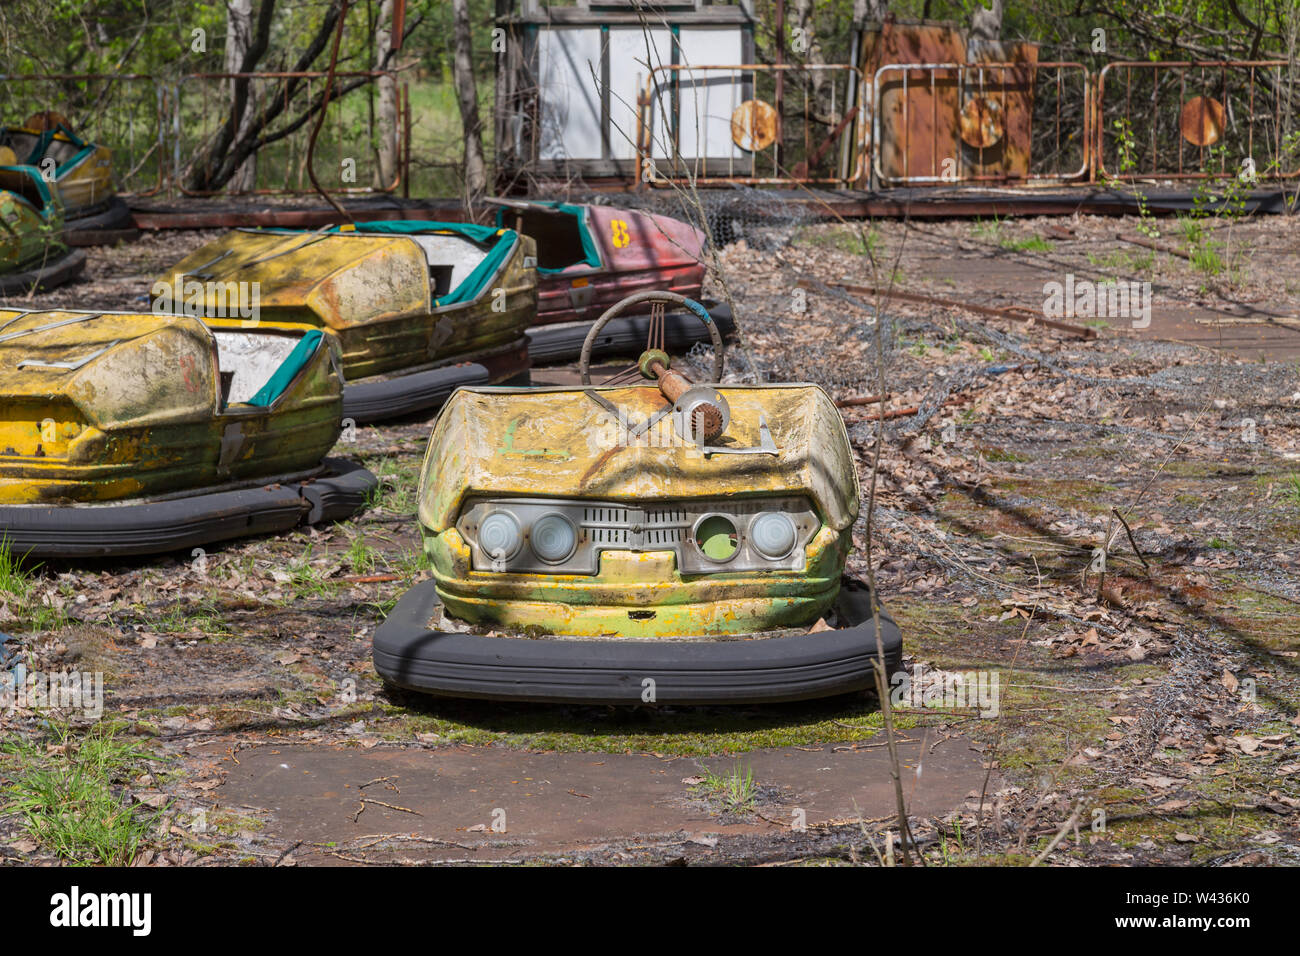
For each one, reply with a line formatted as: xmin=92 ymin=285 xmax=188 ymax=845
xmin=373 ymin=0 xmax=399 ymax=189
xmin=452 ymin=0 xmax=487 ymax=216
xmin=855 ymin=0 xmax=890 ymax=25
xmin=225 ymin=0 xmax=257 ymax=192
xmin=970 ymin=0 xmax=1004 ymax=43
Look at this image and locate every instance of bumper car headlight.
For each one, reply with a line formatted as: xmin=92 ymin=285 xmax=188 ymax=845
xmin=530 ymin=512 xmax=577 ymax=563
xmin=479 ymin=511 xmax=522 ymax=561
xmin=750 ymin=511 xmax=797 ymax=559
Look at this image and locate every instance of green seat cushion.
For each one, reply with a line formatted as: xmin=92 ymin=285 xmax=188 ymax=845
xmin=245 ymin=330 xmax=323 ymax=407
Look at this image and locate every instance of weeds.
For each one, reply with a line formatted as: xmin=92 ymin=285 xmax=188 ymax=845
xmin=971 ymin=216 xmax=1002 ymax=242
xmin=1000 ymin=235 xmax=1053 ymax=254
xmin=694 ymin=762 xmax=757 ymax=813
xmin=1 ymin=723 xmax=162 ymax=865
xmin=0 ymin=536 xmax=34 ymax=604
xmin=346 ymin=535 xmax=379 ymax=575
xmin=287 ymin=544 xmax=336 ymax=599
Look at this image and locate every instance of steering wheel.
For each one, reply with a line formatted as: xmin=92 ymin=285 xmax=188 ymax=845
xmin=578 ymin=291 xmax=725 ymax=386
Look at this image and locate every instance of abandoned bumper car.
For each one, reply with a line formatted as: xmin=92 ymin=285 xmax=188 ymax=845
xmin=0 ymin=309 xmax=376 ymax=557
xmin=374 ymin=292 xmax=901 ymax=705
xmin=0 ymin=164 xmax=87 ymax=295
xmin=157 ymin=221 xmax=535 ymax=422
xmin=490 ymin=199 xmax=735 ymax=363
xmin=0 ymin=114 xmax=135 ymax=241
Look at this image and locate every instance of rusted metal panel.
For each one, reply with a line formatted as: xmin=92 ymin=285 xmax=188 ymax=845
xmin=871 ymin=60 xmax=1087 ymax=186
xmin=965 ymin=43 xmax=1039 ymax=181
xmin=862 ymin=21 xmax=966 ymax=186
xmin=0 ymin=311 xmax=341 ymax=504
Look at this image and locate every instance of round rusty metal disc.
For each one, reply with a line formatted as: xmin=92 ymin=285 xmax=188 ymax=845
xmin=1179 ymin=96 xmax=1226 ymax=147
xmin=959 ymin=95 xmax=1004 ymax=149
xmin=730 ymin=100 xmax=777 ymax=152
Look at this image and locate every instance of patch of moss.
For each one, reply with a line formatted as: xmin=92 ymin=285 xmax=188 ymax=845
xmin=373 ymin=694 xmax=916 ymax=756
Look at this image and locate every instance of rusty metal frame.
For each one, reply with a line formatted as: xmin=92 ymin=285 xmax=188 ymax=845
xmin=870 ymin=61 xmax=1091 ymax=187
xmin=638 ymin=63 xmax=868 ymax=186
xmin=1095 ymin=60 xmax=1300 ymax=181
xmin=174 ymin=71 xmax=406 ymax=196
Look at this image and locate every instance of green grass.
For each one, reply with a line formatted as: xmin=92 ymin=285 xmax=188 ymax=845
xmin=797 ymin=225 xmax=883 ymax=258
xmin=694 ymin=761 xmax=757 ymax=812
xmin=1000 ymin=235 xmax=1053 ymax=254
xmin=1176 ymin=214 xmax=1207 ymax=246
xmin=346 ymin=535 xmax=379 ymax=575
xmin=0 ymin=536 xmax=34 ymax=604
xmin=381 ymin=693 xmax=910 ymax=756
xmin=1283 ymin=475 xmax=1300 ymax=504
xmin=1 ymin=723 xmax=162 ymax=865
xmin=1190 ymin=241 xmax=1225 ymax=276
xmin=286 ymin=544 xmax=337 ymax=599
xmin=1087 ymin=249 xmax=1154 ymax=274
xmin=971 ymin=216 xmax=1002 ymax=242
xmin=365 ymin=455 xmax=421 ymax=514
xmin=0 ymin=537 xmax=64 ymax=630
xmin=147 ymin=598 xmax=231 ymax=636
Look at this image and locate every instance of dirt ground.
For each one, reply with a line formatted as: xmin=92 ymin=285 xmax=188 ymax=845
xmin=2 ymin=210 xmax=1299 ymax=866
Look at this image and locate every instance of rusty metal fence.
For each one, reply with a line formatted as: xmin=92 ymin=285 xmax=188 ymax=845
xmin=639 ymin=64 xmax=867 ymax=185
xmin=1096 ymin=61 xmax=1300 ymax=181
xmin=4 ymin=63 xmax=1297 ymax=196
xmin=637 ymin=58 xmax=1300 ymax=188
xmin=0 ymin=71 xmax=408 ymax=197
xmin=870 ymin=62 xmax=1090 ymax=186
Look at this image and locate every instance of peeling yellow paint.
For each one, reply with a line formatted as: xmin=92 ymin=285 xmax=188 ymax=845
xmin=0 ymin=311 xmax=342 ymax=504
xmin=419 ymin=383 xmax=860 ymax=637
xmin=157 ymin=228 xmax=537 ymax=381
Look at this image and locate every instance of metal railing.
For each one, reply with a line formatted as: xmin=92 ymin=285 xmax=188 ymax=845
xmin=1096 ymin=60 xmax=1300 ymax=181
xmin=870 ymin=61 xmax=1090 ymax=187
xmin=639 ymin=63 xmax=867 ymax=185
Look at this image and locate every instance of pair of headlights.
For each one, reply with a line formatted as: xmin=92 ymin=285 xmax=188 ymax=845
xmin=479 ymin=510 xmax=577 ymax=564
xmin=476 ymin=508 xmax=801 ymax=565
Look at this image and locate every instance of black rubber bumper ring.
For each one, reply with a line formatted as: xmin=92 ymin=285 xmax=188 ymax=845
xmin=526 ymin=302 xmax=735 ymax=365
xmin=342 ymin=363 xmax=490 ymax=424
xmin=0 ymin=458 xmax=378 ymax=558
xmin=64 ymin=196 xmax=139 ymax=246
xmin=0 ymin=248 xmax=87 ymax=295
xmin=373 ymin=576 xmax=902 ymax=705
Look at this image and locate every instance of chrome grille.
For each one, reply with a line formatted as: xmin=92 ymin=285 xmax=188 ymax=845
xmin=456 ymin=496 xmax=820 ymax=576
xmin=582 ymin=506 xmax=632 ymax=546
